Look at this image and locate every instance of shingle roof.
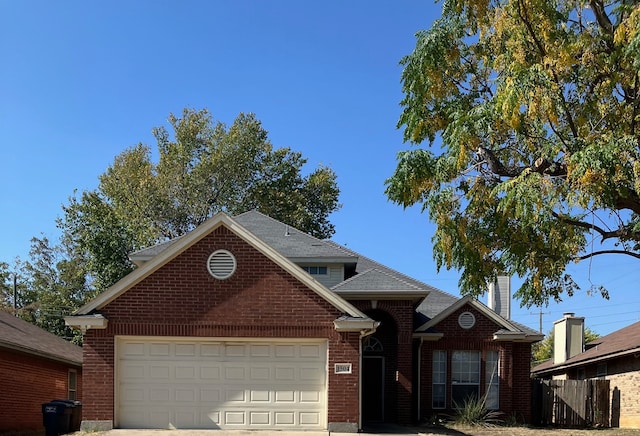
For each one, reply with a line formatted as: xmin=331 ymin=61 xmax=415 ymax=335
xmin=234 ymin=211 xmax=358 ymax=261
xmin=532 ymin=320 xmax=640 ymax=374
xmin=128 ymin=210 xmax=460 ymax=319
xmin=124 ymin=211 xmax=542 ymax=331
xmin=332 ymin=268 xmax=425 ymax=291
xmin=0 ymin=309 xmax=82 ymax=366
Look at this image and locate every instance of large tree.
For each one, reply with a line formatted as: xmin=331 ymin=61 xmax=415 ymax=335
xmin=59 ymin=108 xmax=341 ymax=295
xmin=386 ymin=0 xmax=640 ymax=306
xmin=15 ymin=236 xmax=89 ymax=343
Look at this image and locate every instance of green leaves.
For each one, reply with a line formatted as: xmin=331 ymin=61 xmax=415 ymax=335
xmin=59 ymin=108 xmax=341 ymax=295
xmin=388 ymin=0 xmax=640 ymax=306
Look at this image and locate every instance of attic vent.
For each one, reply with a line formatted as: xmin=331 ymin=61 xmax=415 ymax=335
xmin=207 ymin=250 xmax=237 ymax=280
xmin=458 ymin=311 xmax=476 ymax=329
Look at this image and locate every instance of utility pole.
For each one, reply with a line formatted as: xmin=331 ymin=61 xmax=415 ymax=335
xmin=539 ymin=309 xmax=543 ymax=333
xmin=13 ymin=273 xmax=17 ymax=316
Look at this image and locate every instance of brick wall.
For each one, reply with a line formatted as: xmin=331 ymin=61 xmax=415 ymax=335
xmin=82 ymin=226 xmax=358 ymax=427
xmin=603 ymin=357 xmax=640 ymax=428
xmin=0 ymin=348 xmax=82 ymax=432
xmin=418 ymin=304 xmax=533 ymax=423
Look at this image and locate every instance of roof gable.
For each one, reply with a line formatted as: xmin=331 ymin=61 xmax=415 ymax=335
xmin=128 ymin=211 xmax=459 ymax=313
xmin=72 ymin=212 xmax=366 ymax=319
xmin=416 ymin=296 xmax=542 ymax=341
xmin=0 ymin=309 xmax=82 ymax=366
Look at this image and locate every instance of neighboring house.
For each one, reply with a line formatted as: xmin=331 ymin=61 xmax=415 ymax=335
xmin=532 ymin=314 xmax=640 ymax=428
xmin=0 ymin=309 xmax=82 ymax=433
xmin=65 ymin=211 xmax=541 ymax=432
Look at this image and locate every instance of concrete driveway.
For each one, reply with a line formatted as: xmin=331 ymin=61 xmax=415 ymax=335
xmin=69 ymin=424 xmax=421 ymax=436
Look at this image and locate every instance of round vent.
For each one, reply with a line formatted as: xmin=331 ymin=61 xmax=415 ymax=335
xmin=458 ymin=311 xmax=476 ymax=329
xmin=207 ymin=250 xmax=236 ymax=280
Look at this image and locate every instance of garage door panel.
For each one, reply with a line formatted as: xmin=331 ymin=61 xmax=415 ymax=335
xmin=118 ymin=339 xmax=327 ymax=429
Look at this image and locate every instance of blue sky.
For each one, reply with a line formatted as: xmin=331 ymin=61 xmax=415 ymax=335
xmin=1 ymin=1 xmax=638 ymax=337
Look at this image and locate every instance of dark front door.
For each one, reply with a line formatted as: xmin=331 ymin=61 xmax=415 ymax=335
xmin=362 ymin=356 xmax=385 ymax=422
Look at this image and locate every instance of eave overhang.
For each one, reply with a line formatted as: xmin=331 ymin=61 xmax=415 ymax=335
xmin=532 ymin=346 xmax=640 ymax=377
xmin=493 ymin=332 xmax=527 ymax=341
xmin=0 ymin=340 xmax=82 ymax=367
xmin=64 ymin=314 xmax=108 ymax=332
xmin=333 ymin=316 xmax=380 ymax=333
xmin=334 ymin=290 xmax=429 ymax=304
xmin=290 ymin=257 xmax=357 ymax=264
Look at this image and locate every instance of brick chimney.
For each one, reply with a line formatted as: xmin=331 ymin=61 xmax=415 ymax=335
xmin=553 ymin=312 xmax=585 ymax=364
xmin=487 ymin=275 xmax=511 ymax=319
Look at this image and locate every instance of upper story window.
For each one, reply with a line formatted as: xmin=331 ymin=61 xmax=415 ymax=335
xmin=302 ymin=266 xmax=328 ymax=275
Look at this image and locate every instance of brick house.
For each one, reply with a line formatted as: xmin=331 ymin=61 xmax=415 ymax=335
xmin=532 ymin=315 xmax=640 ymax=428
xmin=0 ymin=308 xmax=82 ymax=433
xmin=66 ymin=211 xmax=541 ymax=432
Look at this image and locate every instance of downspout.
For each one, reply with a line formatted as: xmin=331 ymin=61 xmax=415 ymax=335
xmin=417 ymin=337 xmax=423 ymax=422
xmin=359 ymin=327 xmax=377 ymax=431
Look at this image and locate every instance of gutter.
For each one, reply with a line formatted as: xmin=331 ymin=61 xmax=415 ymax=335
xmin=0 ymin=340 xmax=82 ymax=368
xmin=532 ymin=346 xmax=640 ymax=377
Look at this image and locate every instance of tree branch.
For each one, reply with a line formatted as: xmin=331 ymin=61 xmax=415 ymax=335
xmin=551 ymin=211 xmax=640 ymax=242
xmin=576 ymin=250 xmax=640 ymax=261
xmin=551 ymin=211 xmax=614 ymax=240
xmin=476 ymin=147 xmax=567 ymax=178
xmin=589 ymin=0 xmax=615 ymax=37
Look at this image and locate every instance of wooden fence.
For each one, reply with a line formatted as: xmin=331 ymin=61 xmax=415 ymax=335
xmin=531 ymin=379 xmax=610 ymax=427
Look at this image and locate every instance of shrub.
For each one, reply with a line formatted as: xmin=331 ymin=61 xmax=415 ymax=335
xmin=452 ymin=395 xmax=503 ymax=427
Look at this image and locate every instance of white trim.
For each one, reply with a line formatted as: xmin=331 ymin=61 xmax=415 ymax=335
xmin=333 ymin=317 xmax=379 ymax=332
xmin=65 ymin=314 xmax=108 ymax=332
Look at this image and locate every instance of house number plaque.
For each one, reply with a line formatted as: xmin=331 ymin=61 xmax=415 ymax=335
xmin=334 ymin=363 xmax=352 ymax=374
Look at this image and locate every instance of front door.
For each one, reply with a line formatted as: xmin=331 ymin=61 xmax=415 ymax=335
xmin=362 ymin=356 xmax=384 ymax=422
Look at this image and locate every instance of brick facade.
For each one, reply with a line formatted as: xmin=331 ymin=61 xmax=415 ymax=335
xmin=607 ymin=358 xmax=640 ymax=428
xmin=76 ymin=216 xmax=537 ymax=431
xmin=567 ymin=356 xmax=640 ymax=428
xmin=0 ymin=348 xmax=82 ymax=432
xmin=81 ymin=226 xmax=359 ymax=429
xmin=418 ymin=304 xmax=533 ymax=423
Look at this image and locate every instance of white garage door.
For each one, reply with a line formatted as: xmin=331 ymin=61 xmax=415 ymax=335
xmin=117 ymin=338 xmax=327 ymax=429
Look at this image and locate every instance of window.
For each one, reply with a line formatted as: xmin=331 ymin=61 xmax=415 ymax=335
xmin=68 ymin=370 xmax=77 ymax=400
xmin=363 ymin=336 xmax=384 ymax=353
xmin=596 ymin=363 xmax=607 ymax=379
xmin=432 ymin=350 xmax=446 ymax=409
xmin=301 ymin=266 xmax=327 ymax=275
xmin=451 ymin=351 xmax=480 ymax=407
xmin=485 ymin=351 xmax=499 ymax=410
